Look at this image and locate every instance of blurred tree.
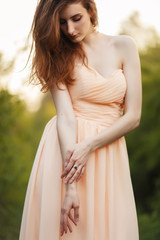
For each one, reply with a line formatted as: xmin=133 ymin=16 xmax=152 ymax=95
xmin=0 ymin=89 xmax=35 ymax=239
xmin=0 ymin=53 xmax=15 ymax=77
xmin=125 ymin=42 xmax=160 ymax=239
xmin=0 ymin=49 xmax=55 ymax=239
xmin=118 ymin=11 xmax=160 ymax=50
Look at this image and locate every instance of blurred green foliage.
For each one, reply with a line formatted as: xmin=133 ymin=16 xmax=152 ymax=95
xmin=0 ymin=43 xmax=160 ymax=239
xmin=126 ymin=43 xmax=160 ymax=239
xmin=0 ymin=90 xmax=55 ymax=239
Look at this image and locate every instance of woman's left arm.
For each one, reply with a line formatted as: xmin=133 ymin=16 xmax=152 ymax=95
xmin=89 ymin=35 xmax=142 ymax=152
xmin=90 ymin=36 xmax=142 ymax=151
xmin=61 ymin=36 xmax=142 ymax=184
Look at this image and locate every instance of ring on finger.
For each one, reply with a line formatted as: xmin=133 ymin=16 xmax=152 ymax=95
xmin=73 ymin=165 xmax=77 ymax=170
xmin=70 ymin=166 xmax=81 ymax=182
xmin=65 ymin=166 xmax=78 ymax=183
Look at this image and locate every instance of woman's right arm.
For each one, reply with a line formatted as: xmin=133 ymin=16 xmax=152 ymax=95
xmin=50 ymin=82 xmax=77 ymax=192
xmin=57 ymin=114 xmax=77 ymax=192
xmin=50 ymin=82 xmax=80 ymax=235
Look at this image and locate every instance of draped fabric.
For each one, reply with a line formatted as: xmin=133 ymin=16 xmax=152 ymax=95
xmin=19 ymin=63 xmax=139 ymax=240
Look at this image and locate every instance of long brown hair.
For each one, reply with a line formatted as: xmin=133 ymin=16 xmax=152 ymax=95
xmin=27 ymin=0 xmax=98 ymax=92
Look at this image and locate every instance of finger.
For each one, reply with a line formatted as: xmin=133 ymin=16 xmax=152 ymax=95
xmin=64 ymin=213 xmax=68 ymax=234
xmin=76 ymin=166 xmax=85 ymax=182
xmin=61 ymin=162 xmax=72 ymax=178
xmin=65 ymin=161 xmax=79 ymax=182
xmin=61 ymin=167 xmax=71 ymax=178
xmin=69 ymin=167 xmax=84 ymax=184
xmin=65 ymin=149 xmax=73 ymax=168
xmin=76 ymin=166 xmax=83 ymax=181
xmin=61 ymin=150 xmax=74 ymax=178
xmin=74 ymin=205 xmax=79 ymax=223
xmin=64 ymin=169 xmax=76 ymax=184
xmin=64 ymin=163 xmax=82 ymax=184
xmin=68 ymin=166 xmax=82 ymax=184
xmin=60 ymin=225 xmax=64 ymax=236
xmin=60 ymin=215 xmax=64 ymax=236
xmin=61 ymin=159 xmax=75 ymax=178
xmin=68 ymin=210 xmax=77 ymax=226
xmin=67 ymin=219 xmax=73 ymax=233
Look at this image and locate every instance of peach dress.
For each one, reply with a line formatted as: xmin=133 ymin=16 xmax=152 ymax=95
xmin=19 ymin=63 xmax=139 ymax=240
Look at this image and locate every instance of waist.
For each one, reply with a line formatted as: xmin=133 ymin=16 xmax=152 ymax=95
xmin=74 ymin=110 xmax=123 ymax=127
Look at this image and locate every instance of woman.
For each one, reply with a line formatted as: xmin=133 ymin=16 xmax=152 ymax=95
xmin=19 ymin=0 xmax=142 ymax=239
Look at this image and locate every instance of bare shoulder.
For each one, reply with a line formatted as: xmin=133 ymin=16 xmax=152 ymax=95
xmin=100 ymin=33 xmax=137 ymax=48
xmin=113 ymin=34 xmax=137 ymax=46
xmin=113 ymin=35 xmax=139 ymax=59
xmin=99 ymin=33 xmax=139 ymax=67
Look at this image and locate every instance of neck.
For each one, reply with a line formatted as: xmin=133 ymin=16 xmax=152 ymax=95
xmin=81 ymin=27 xmax=100 ymax=47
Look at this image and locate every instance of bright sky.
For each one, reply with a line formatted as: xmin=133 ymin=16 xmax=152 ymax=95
xmin=0 ymin=0 xmax=160 ymax=110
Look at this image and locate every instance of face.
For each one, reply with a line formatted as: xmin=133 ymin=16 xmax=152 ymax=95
xmin=59 ymin=2 xmax=93 ymax=42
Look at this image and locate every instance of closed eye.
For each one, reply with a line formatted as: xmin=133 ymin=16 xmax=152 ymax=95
xmin=73 ymin=17 xmax=81 ymax=22
xmin=60 ymin=15 xmax=82 ymax=25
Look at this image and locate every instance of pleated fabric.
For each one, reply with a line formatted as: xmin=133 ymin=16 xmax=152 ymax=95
xmin=19 ymin=63 xmax=139 ymax=240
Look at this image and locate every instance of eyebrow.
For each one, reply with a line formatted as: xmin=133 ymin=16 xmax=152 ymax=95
xmin=60 ymin=13 xmax=82 ymax=20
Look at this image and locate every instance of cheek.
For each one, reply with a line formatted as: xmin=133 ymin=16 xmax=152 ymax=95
xmin=78 ymin=17 xmax=90 ymax=32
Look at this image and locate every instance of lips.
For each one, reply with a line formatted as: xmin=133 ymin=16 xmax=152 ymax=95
xmin=70 ymin=34 xmax=79 ymax=39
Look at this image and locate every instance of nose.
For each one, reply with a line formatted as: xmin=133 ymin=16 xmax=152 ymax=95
xmin=67 ymin=21 xmax=75 ymax=35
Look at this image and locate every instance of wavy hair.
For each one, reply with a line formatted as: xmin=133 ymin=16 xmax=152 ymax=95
xmin=27 ymin=0 xmax=98 ymax=92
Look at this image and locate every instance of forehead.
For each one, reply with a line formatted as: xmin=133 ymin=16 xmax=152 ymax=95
xmin=59 ymin=2 xmax=87 ymax=19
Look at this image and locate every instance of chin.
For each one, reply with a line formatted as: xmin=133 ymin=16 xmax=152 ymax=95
xmin=71 ymin=38 xmax=82 ymax=43
xmin=71 ymin=34 xmax=86 ymax=43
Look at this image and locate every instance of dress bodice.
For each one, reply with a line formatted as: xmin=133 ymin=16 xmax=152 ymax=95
xmin=68 ymin=63 xmax=127 ymax=127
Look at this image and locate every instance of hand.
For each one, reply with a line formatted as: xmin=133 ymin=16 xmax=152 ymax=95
xmin=60 ymin=190 xmax=80 ymax=236
xmin=61 ymin=139 xmax=92 ymax=184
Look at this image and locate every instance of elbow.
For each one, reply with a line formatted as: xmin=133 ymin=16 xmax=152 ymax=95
xmin=126 ymin=112 xmax=141 ymax=131
xmin=133 ymin=117 xmax=141 ymax=129
xmin=131 ymin=114 xmax=141 ymax=130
